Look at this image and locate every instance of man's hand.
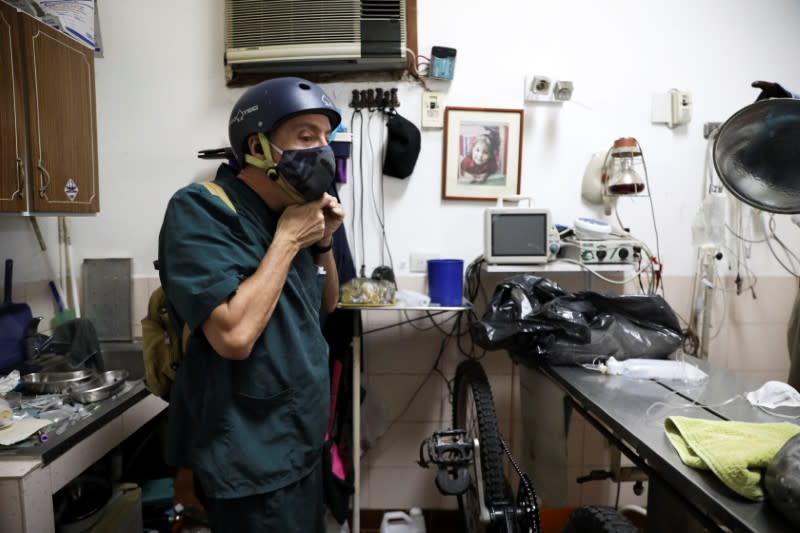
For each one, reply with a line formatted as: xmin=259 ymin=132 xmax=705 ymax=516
xmin=319 ymin=193 xmax=345 ymax=244
xmin=276 ymin=197 xmax=328 ymax=250
xmin=275 ymin=193 xmax=345 ymax=250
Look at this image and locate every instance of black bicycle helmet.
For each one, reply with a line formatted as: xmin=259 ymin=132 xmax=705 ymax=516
xmin=228 ymin=77 xmax=342 ymax=165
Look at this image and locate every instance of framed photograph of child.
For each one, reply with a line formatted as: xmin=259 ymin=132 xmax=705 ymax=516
xmin=442 ymin=107 xmax=524 ymax=201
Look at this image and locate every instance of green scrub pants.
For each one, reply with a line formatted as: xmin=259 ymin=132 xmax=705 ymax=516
xmin=201 ymin=460 xmax=324 ymax=533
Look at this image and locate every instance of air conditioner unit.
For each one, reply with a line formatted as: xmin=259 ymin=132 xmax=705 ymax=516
xmin=224 ymin=0 xmax=407 ymax=80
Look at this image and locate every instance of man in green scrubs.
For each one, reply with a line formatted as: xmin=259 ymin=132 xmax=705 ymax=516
xmin=158 ymin=77 xmax=344 ymax=532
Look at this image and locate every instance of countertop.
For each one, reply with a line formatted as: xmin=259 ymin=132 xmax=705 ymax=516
xmin=0 ymin=380 xmax=151 ymax=465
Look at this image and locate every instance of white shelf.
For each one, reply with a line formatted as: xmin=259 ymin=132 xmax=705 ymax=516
xmin=484 ymin=260 xmax=634 ymax=274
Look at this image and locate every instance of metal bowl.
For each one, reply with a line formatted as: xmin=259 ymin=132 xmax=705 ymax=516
xmin=20 ymin=370 xmax=96 ymax=394
xmin=69 ymin=370 xmax=129 ymax=404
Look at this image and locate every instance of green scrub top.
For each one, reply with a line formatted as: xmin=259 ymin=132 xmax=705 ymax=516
xmin=158 ymin=164 xmax=330 ymax=499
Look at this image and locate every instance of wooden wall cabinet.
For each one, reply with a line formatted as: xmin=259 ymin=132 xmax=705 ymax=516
xmin=0 ymin=1 xmax=99 ymax=214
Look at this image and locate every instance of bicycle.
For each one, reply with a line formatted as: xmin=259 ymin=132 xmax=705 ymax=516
xmin=419 ymin=359 xmax=638 ymax=533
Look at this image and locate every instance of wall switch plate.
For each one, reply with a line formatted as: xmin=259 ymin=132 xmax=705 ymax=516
xmin=421 ymin=91 xmax=445 ymax=128
xmin=652 ymin=89 xmax=692 ymax=128
xmin=410 ymin=252 xmax=440 ymax=272
xmin=524 ymin=75 xmax=564 ymax=104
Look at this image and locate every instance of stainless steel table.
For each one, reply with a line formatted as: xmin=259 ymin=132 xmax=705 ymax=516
xmin=540 ymin=360 xmax=796 ymax=533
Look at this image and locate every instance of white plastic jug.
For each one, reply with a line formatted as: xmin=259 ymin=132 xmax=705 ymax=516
xmin=379 ymin=508 xmax=426 ymax=533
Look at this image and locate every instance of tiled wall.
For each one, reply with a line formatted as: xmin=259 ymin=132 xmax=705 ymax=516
xmin=13 ymin=272 xmax=797 ymax=512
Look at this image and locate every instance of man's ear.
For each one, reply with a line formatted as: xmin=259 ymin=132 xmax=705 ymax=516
xmin=246 ymin=134 xmax=264 ymax=157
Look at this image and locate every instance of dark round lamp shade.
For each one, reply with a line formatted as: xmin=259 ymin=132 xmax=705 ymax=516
xmin=713 ymin=98 xmax=800 ymax=214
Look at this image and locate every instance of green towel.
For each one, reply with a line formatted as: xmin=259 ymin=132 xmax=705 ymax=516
xmin=664 ymin=415 xmax=800 ymax=501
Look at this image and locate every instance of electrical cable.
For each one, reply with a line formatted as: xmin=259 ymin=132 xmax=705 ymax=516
xmin=366 ymin=111 xmax=382 ymax=265
xmin=765 ymin=214 xmax=800 ymax=277
xmin=725 ymin=222 xmax=767 ymax=244
xmin=361 ymin=308 xmax=472 ymax=453
xmin=361 ymin=310 xmax=454 ymax=336
xmin=637 ymin=142 xmax=664 ymax=294
xmin=378 ymin=114 xmax=395 ymax=272
xmin=554 ymin=258 xmax=655 ymax=286
xmin=358 ymin=107 xmax=366 ymax=277
xmin=349 ymin=109 xmax=362 ymax=269
xmin=402 ymin=309 xmax=459 ymax=332
xmin=709 ymin=268 xmax=728 ymax=341
xmin=404 ymin=47 xmax=429 ymax=89
xmin=366 ymin=110 xmax=395 ymax=271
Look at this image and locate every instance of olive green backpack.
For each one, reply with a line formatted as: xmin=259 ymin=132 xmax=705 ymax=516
xmin=141 ymin=182 xmax=235 ymax=400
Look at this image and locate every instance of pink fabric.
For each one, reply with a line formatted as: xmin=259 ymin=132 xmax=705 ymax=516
xmin=325 ymin=359 xmax=346 ymax=480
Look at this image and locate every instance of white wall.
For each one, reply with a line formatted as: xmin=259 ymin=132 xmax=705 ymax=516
xmin=3 ymin=0 xmax=800 ymax=284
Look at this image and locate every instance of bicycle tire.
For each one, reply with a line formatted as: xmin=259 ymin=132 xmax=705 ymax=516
xmin=453 ymin=359 xmax=510 ymax=532
xmin=562 ymin=505 xmax=638 ymax=533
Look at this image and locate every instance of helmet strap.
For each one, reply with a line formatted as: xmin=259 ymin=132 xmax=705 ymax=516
xmin=243 ymin=132 xmax=305 ymax=204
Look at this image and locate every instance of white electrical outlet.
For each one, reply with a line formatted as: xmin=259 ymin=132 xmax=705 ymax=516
xmin=421 ymin=91 xmax=445 ymax=128
xmin=410 ymin=252 xmax=440 ymax=272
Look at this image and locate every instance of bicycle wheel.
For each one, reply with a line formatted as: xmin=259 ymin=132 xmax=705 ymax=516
xmin=453 ymin=359 xmax=510 ymax=533
xmin=562 ymin=505 xmax=638 ymax=533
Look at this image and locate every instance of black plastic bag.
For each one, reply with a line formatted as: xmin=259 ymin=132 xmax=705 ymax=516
xmin=470 ymin=274 xmax=683 ymax=366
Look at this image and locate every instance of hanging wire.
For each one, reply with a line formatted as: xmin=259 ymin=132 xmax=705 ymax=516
xmin=366 ymin=110 xmax=395 ymax=271
xmin=378 ymin=113 xmax=395 ymax=271
xmin=359 ymin=306 xmax=478 ymax=452
xmin=349 ymin=109 xmax=363 ymax=269
xmin=404 ymin=47 xmax=429 ymax=89
xmin=358 ymin=107 xmax=367 ymax=277
xmin=366 ymin=111 xmax=381 ymax=264
xmin=765 ymin=213 xmax=800 ymax=277
xmin=636 ymin=140 xmax=664 ymax=294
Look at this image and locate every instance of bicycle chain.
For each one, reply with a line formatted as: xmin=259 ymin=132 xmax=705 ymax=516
xmin=499 ymin=435 xmax=541 ymax=533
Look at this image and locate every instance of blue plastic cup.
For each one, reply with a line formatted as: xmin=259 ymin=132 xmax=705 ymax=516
xmin=427 ymin=259 xmax=464 ymax=306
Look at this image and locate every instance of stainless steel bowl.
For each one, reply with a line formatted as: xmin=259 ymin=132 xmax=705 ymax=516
xmin=20 ymin=370 xmax=96 ymax=394
xmin=69 ymin=370 xmax=129 ymax=404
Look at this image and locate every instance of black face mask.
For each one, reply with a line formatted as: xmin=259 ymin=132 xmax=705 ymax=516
xmin=272 ymin=144 xmax=336 ymax=202
xmin=244 ymin=132 xmax=336 ymax=204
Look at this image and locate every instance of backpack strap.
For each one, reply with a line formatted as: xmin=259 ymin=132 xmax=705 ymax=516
xmin=201 ymin=181 xmax=236 ymax=213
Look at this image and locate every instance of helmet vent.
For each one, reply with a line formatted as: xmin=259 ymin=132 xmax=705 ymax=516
xmin=299 ymin=83 xmax=311 ymax=90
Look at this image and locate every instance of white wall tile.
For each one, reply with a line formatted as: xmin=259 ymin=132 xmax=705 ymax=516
xmin=366 ymin=373 xmax=450 ymax=424
xmin=739 ymin=369 xmax=792 ymax=385
xmin=364 ymin=466 xmax=449 ymax=510
xmin=368 ymin=421 xmax=442 ymax=468
xmin=662 ymin=276 xmax=694 ymax=326
xmin=726 ymin=323 xmax=791 ymax=372
xmin=723 ymin=276 xmax=795 ymax=325
xmin=359 ymin=465 xmax=371 ymax=509
xmin=442 ymin=349 xmax=513 ymax=377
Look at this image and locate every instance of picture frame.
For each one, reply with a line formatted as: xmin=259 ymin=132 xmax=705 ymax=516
xmin=441 ymin=107 xmax=524 ymax=201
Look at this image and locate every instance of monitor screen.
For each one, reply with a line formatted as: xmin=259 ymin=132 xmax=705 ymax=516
xmin=491 ymin=213 xmax=547 ymax=256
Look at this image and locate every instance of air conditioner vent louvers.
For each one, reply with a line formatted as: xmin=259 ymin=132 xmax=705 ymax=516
xmin=362 ymin=0 xmax=401 ymax=19
xmin=226 ymin=1 xmax=360 ymax=48
xmin=224 ymin=0 xmax=406 ymax=75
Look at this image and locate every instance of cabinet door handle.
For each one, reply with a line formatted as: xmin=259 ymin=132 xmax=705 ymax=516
xmin=37 ymin=160 xmax=50 ymax=199
xmin=14 ymin=158 xmax=25 ymax=199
